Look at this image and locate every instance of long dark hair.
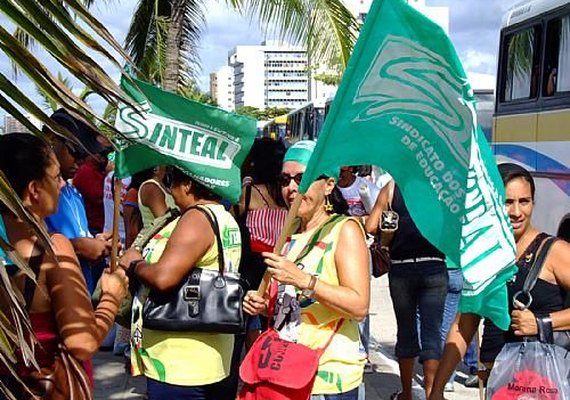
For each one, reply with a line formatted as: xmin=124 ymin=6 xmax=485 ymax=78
xmin=249 ymin=138 xmax=286 ymax=207
xmin=0 ymin=133 xmax=53 ymax=198
xmin=329 ymin=186 xmax=349 ymax=215
xmin=498 ymin=163 xmax=536 ymax=200
xmin=128 ymin=168 xmax=156 ymax=191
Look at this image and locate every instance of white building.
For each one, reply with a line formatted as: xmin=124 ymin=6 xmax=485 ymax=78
xmin=211 ymin=1 xmax=450 ymax=111
xmin=228 ymin=41 xmax=312 ymax=109
xmin=3 ymin=114 xmax=40 ymax=134
xmin=210 ymin=65 xmax=235 ymax=111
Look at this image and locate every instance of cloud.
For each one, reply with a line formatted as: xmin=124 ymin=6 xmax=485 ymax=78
xmin=461 ymin=49 xmax=497 ymax=74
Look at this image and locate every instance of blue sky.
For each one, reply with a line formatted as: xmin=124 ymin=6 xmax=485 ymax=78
xmin=0 ymin=0 xmax=514 ymax=122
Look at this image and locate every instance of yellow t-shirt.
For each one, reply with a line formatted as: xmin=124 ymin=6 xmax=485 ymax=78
xmin=130 ymin=204 xmax=242 ymax=386
xmin=280 ymin=214 xmax=366 ymax=394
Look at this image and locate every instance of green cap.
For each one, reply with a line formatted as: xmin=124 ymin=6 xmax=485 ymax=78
xmin=284 ymin=140 xmax=339 ymax=182
xmin=283 ymin=140 xmax=316 ymax=166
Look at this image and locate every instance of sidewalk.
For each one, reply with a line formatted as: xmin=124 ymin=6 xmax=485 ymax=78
xmin=93 ymin=275 xmax=482 ymax=399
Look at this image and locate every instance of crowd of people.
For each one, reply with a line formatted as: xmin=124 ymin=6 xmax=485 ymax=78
xmin=0 ymin=108 xmax=568 ymax=400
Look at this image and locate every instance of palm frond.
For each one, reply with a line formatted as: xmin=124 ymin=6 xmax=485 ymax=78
xmin=126 ymin=0 xmax=203 ymax=91
xmin=226 ymin=0 xmax=358 ymax=69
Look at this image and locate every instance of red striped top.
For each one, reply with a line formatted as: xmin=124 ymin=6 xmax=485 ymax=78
xmin=246 ymin=208 xmax=287 ymax=253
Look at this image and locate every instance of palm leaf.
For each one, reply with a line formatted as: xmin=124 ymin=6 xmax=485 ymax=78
xmin=226 ymin=0 xmax=358 ymax=69
xmin=5 ymin=1 xmax=126 ymax=108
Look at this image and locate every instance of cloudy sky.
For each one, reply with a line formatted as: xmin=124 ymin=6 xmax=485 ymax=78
xmin=0 ymin=0 xmax=515 ymax=122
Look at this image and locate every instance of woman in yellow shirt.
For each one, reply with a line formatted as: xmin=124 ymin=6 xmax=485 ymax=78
xmin=120 ymin=167 xmax=241 ymax=399
xmin=244 ymin=141 xmax=370 ymax=399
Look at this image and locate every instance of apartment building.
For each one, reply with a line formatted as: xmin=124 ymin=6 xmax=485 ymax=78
xmin=210 ymin=65 xmax=235 ymax=111
xmin=228 ymin=41 xmax=310 ymax=109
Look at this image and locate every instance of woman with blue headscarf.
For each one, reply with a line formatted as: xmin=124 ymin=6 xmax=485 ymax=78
xmin=244 ymin=141 xmax=370 ymax=399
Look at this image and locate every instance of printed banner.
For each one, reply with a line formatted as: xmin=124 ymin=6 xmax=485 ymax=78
xmin=300 ymin=0 xmax=516 ymax=329
xmin=114 ymin=77 xmax=256 ymax=204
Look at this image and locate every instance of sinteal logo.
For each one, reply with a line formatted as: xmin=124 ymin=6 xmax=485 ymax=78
xmin=222 ymin=227 xmax=241 ymax=249
xmin=353 ymin=35 xmax=477 ymax=168
xmin=115 ymin=101 xmax=240 ymax=170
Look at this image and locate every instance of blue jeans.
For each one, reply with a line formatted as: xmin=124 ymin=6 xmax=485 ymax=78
xmin=311 ymin=386 xmax=359 ymax=400
xmin=441 ymin=269 xmax=478 ymax=381
xmin=441 ymin=268 xmax=463 ymax=382
xmin=147 ymin=377 xmax=231 ymax=400
xmin=389 ymin=261 xmax=448 ymax=362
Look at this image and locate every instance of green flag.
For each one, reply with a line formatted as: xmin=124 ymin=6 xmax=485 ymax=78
xmin=300 ymin=0 xmax=516 ymax=329
xmin=114 ymin=77 xmax=256 ymax=204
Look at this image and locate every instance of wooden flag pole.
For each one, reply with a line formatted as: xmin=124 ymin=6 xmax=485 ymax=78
xmin=110 ymin=177 xmax=121 ymax=272
xmin=256 ymin=195 xmax=302 ymax=296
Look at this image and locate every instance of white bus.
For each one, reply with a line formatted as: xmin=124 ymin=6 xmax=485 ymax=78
xmin=493 ymin=0 xmax=570 ymax=239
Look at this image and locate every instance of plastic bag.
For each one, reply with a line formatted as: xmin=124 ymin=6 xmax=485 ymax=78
xmin=487 ymin=341 xmax=570 ymax=400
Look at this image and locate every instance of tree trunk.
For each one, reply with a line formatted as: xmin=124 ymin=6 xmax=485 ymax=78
xmin=163 ymin=0 xmax=185 ymax=92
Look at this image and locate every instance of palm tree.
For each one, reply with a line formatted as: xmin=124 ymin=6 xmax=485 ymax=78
xmin=125 ymin=0 xmax=359 ymax=93
xmin=0 ymin=1 xmax=132 ymax=396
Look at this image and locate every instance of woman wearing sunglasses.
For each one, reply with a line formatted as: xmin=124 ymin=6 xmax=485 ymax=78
xmin=243 ymin=140 xmax=370 ymax=400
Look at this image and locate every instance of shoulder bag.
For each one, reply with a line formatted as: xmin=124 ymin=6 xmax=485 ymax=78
xmin=370 ymin=180 xmax=399 ymax=278
xmin=142 ymin=205 xmax=246 ymax=334
xmin=513 ymin=236 xmax=570 ymax=351
xmin=238 ymin=281 xmax=343 ymax=400
xmin=22 ymin=249 xmax=92 ymax=400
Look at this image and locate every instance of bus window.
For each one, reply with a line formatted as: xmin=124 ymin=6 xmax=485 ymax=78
xmin=501 ymin=26 xmax=542 ymax=101
xmin=544 ymin=15 xmax=570 ymax=96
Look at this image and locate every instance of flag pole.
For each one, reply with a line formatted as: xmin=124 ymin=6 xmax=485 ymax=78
xmin=110 ymin=177 xmax=121 ymax=272
xmin=256 ymin=195 xmax=302 ymax=296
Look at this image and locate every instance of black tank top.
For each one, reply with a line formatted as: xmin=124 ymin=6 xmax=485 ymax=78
xmin=480 ymin=233 xmax=567 ymax=363
xmin=389 ymin=185 xmax=445 ymax=260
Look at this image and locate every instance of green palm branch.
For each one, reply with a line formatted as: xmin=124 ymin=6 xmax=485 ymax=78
xmin=126 ymin=0 xmax=359 ymax=93
xmin=0 ymin=1 xmax=134 ymax=396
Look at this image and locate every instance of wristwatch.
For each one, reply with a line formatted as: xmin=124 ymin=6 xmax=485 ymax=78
xmin=302 ymin=274 xmax=318 ymax=298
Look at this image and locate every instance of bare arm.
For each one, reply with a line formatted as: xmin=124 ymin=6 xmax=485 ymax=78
xmin=46 ymin=234 xmax=127 ymax=361
xmin=123 ymin=204 xmax=141 ymax=249
xmin=122 ymin=209 xmax=214 ymax=292
xmin=511 ymin=239 xmax=570 ymax=335
xmin=364 ymin=182 xmax=391 ymax=234
xmin=261 ymin=219 xmax=370 ymax=321
xmin=140 ymin=181 xmax=169 ymax=219
xmin=71 ymin=236 xmax=111 ymax=262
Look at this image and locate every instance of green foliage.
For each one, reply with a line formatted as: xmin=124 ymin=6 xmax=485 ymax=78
xmin=179 ymin=84 xmax=218 ymax=106
xmin=313 ymin=72 xmax=341 ymax=86
xmin=235 ymin=106 xmax=290 ymax=120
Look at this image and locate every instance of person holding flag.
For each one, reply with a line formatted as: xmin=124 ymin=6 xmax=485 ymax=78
xmin=243 ymin=141 xmax=370 ymax=399
xmin=282 ymin=0 xmax=518 ymax=397
xmin=112 ymin=74 xmax=256 ymax=399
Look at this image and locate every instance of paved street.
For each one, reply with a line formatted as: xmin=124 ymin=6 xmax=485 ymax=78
xmin=93 ymin=275 xmax=481 ymax=399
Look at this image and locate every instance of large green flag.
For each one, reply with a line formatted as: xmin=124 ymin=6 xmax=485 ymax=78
xmin=114 ymin=77 xmax=256 ymax=204
xmin=300 ymin=0 xmax=516 ymax=329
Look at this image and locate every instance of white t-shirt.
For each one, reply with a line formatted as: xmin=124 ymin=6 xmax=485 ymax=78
xmin=103 ymin=172 xmax=131 ymax=244
xmin=338 ymin=176 xmax=379 ymax=217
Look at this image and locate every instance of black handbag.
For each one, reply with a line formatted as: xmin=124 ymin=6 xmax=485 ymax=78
xmin=514 ymin=236 xmax=570 ymax=351
xmin=143 ymin=206 xmax=246 ymax=334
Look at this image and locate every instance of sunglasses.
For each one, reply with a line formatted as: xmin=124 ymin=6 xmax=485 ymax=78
xmin=278 ymin=173 xmax=303 ymax=187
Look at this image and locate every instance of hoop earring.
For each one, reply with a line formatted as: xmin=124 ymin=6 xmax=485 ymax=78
xmin=323 ymin=194 xmax=333 ymax=213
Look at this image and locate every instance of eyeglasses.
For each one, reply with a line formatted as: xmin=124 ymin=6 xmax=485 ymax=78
xmin=278 ymin=173 xmax=303 ymax=187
